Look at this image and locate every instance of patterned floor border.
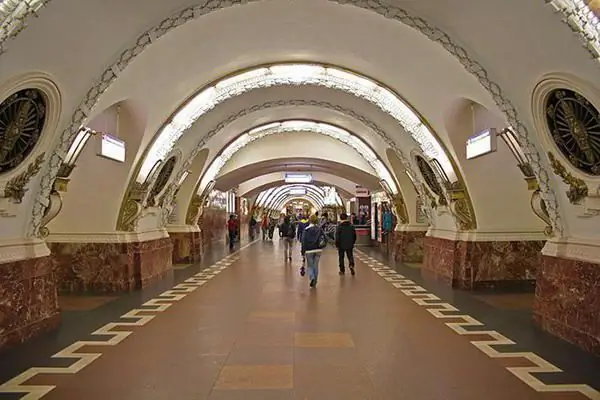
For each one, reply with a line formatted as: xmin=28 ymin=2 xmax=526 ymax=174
xmin=0 ymin=241 xmax=257 ymax=400
xmin=355 ymin=250 xmax=600 ymax=400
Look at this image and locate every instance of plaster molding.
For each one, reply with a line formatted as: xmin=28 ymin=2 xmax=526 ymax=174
xmin=396 ymin=224 xmax=429 ymax=232
xmin=168 ymin=100 xmax=433 ymax=226
xmin=166 ymin=224 xmax=200 ymax=233
xmin=28 ymin=0 xmax=563 ymax=239
xmin=0 ymin=0 xmax=52 ymax=56
xmin=0 ymin=238 xmax=50 ymax=263
xmin=547 ymin=0 xmax=600 ymax=61
xmin=428 ymin=228 xmax=548 ymax=242
xmin=46 ymin=229 xmax=169 ymax=244
xmin=542 ymin=236 xmax=600 ymax=264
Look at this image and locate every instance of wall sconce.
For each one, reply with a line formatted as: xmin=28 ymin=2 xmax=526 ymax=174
xmin=177 ymin=170 xmax=191 ymax=186
xmin=429 ymin=158 xmax=452 ymax=188
xmin=379 ymin=179 xmax=393 ymax=197
xmin=57 ymin=127 xmax=96 ymax=179
xmin=498 ymin=128 xmax=537 ymax=189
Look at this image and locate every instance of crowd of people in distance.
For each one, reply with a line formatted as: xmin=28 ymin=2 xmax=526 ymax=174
xmin=245 ymin=211 xmax=358 ymax=288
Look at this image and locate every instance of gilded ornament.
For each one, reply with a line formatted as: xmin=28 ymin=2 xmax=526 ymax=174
xmin=118 ymin=198 xmax=142 ymax=231
xmin=3 ymin=152 xmax=45 ymax=203
xmin=186 ymin=194 xmax=204 ymax=225
xmin=391 ymin=194 xmax=409 ymax=224
xmin=530 ymin=189 xmax=553 ymax=237
xmin=548 ymin=151 xmax=589 ymax=204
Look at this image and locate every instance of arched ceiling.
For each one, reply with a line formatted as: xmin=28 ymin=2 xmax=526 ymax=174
xmin=238 ymin=172 xmax=357 ymax=199
xmin=213 ymin=158 xmax=381 ymax=193
xmin=197 ymin=119 xmax=397 ymax=194
xmin=1 ymin=0 xmax=599 ymax=242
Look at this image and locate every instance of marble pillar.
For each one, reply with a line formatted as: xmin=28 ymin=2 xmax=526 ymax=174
xmin=199 ymin=207 xmax=227 ymax=250
xmin=423 ymin=236 xmax=545 ymax=291
xmin=0 ymin=253 xmax=60 ymax=352
xmin=390 ymin=229 xmax=427 ymax=263
xmin=534 ymin=254 xmax=600 ymax=356
xmin=49 ymin=235 xmax=173 ymax=294
xmin=169 ymin=228 xmax=202 ymax=264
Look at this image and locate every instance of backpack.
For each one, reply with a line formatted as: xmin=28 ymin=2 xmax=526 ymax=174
xmin=285 ymin=223 xmax=296 ymax=238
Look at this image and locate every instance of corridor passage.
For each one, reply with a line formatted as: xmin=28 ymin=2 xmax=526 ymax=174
xmin=1 ymin=241 xmax=599 ymax=400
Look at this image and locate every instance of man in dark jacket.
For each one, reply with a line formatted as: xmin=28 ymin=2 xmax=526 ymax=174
xmin=335 ymin=213 xmax=357 ymax=275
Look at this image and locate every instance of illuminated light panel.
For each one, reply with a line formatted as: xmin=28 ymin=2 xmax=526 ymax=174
xmin=138 ymin=63 xmax=457 ymax=185
xmin=285 ymin=173 xmax=313 ymax=183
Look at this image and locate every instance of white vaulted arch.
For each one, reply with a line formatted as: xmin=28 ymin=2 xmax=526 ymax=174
xmin=197 ymin=120 xmax=397 ymax=195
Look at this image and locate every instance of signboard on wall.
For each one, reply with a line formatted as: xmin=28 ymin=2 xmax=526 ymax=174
xmin=355 ymin=186 xmax=370 ymax=197
xmin=466 ymin=128 xmax=497 ymax=160
xmin=98 ymin=134 xmax=126 ymax=162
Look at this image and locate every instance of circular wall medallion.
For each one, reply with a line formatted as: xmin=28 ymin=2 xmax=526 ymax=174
xmin=415 ymin=155 xmax=443 ymax=196
xmin=0 ymin=88 xmax=47 ymax=174
xmin=545 ymin=88 xmax=600 ymax=176
xmin=148 ymin=156 xmax=177 ymax=204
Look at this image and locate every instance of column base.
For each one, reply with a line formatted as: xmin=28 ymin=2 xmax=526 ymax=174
xmin=169 ymin=230 xmax=202 ymax=264
xmin=49 ymin=235 xmax=173 ymax=294
xmin=423 ymin=236 xmax=544 ymax=291
xmin=533 ymin=254 xmax=600 ymax=356
xmin=0 ymin=254 xmax=60 ymax=352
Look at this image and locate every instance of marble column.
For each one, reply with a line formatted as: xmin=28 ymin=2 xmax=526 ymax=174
xmin=168 ymin=225 xmax=202 ymax=264
xmin=0 ymin=240 xmax=60 ymax=352
xmin=389 ymin=225 xmax=428 ymax=263
xmin=422 ymin=234 xmax=545 ymax=291
xmin=533 ymin=239 xmax=600 ymax=356
xmin=48 ymin=230 xmax=173 ymax=294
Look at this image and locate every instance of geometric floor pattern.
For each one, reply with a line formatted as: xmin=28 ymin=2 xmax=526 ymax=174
xmin=0 ymin=244 xmax=247 ymax=399
xmin=355 ymin=250 xmax=600 ymax=400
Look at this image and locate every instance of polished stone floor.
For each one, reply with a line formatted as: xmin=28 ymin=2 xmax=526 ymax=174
xmin=1 ymin=239 xmax=600 ymax=399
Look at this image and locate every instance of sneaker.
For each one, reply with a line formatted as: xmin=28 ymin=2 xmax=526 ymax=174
xmin=309 ymin=279 xmax=316 ymax=288
xmin=350 ymin=266 xmax=356 ymax=276
xmin=300 ymin=266 xmax=305 ymax=276
xmin=338 ymin=270 xmax=345 ymax=275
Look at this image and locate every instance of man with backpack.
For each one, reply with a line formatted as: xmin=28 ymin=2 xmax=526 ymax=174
xmin=280 ymin=216 xmax=296 ymax=261
xmin=335 ymin=213 xmax=357 ymax=275
xmin=301 ymin=214 xmax=328 ymax=288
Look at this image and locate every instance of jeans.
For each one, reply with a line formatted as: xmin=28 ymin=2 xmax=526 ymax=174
xmin=284 ymin=237 xmax=293 ymax=258
xmin=338 ymin=248 xmax=354 ymax=272
xmin=305 ymin=252 xmax=321 ymax=281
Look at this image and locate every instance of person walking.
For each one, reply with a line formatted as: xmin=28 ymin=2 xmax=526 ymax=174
xmin=280 ymin=216 xmax=296 ymax=261
xmin=335 ymin=213 xmax=357 ymax=275
xmin=296 ymin=214 xmax=309 ymax=275
xmin=301 ymin=214 xmax=327 ymax=288
xmin=227 ymin=214 xmax=238 ymax=250
xmin=261 ymin=214 xmax=269 ymax=240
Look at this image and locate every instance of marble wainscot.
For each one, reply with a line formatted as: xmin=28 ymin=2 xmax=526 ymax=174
xmin=0 ymin=240 xmax=60 ymax=352
xmin=390 ymin=226 xmax=427 ymax=263
xmin=199 ymin=207 xmax=227 ymax=251
xmin=533 ymin=239 xmax=600 ymax=356
xmin=168 ymin=225 xmax=202 ymax=264
xmin=48 ymin=230 xmax=173 ymax=294
xmin=423 ymin=232 xmax=545 ymax=291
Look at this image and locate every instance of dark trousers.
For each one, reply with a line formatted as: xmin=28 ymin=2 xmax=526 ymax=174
xmin=338 ymin=248 xmax=355 ymax=272
xmin=228 ymin=231 xmax=235 ymax=249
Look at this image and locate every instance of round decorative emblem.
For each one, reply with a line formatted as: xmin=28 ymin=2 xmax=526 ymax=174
xmin=148 ymin=156 xmax=177 ymax=204
xmin=546 ymin=88 xmax=600 ymax=176
xmin=0 ymin=88 xmax=46 ymax=174
xmin=415 ymin=155 xmax=443 ymax=196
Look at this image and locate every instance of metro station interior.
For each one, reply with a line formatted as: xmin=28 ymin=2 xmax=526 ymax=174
xmin=1 ymin=0 xmax=600 ymax=398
